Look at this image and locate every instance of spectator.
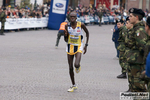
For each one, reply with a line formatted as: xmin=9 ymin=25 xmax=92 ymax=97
xmin=29 ymin=10 xmax=36 ymax=18
xmin=18 ymin=9 xmax=23 ymax=18
xmin=112 ymin=19 xmax=119 ymax=59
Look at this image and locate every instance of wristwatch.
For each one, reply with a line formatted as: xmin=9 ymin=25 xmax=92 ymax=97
xmin=85 ymin=43 xmax=88 ymax=46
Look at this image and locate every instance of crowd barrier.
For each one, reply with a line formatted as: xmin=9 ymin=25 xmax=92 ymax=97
xmin=76 ymin=15 xmax=128 ymax=24
xmin=4 ymin=17 xmax=48 ymax=30
xmin=78 ymin=15 xmax=147 ymax=24
xmin=1 ymin=16 xmax=147 ymax=30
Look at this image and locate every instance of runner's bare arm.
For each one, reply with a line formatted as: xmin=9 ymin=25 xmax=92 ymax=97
xmin=64 ymin=24 xmax=69 ymax=42
xmin=81 ymin=23 xmax=89 ymax=54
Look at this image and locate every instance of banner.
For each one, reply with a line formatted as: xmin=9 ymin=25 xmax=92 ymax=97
xmin=3 ymin=17 xmax=48 ymax=30
xmin=48 ymin=0 xmax=69 ymax=30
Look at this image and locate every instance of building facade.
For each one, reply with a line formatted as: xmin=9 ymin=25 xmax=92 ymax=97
xmin=0 ymin=0 xmax=149 ymax=12
xmin=69 ymin=0 xmax=150 ymax=12
xmin=126 ymin=0 xmax=150 ymax=11
xmin=0 ymin=0 xmax=50 ymax=7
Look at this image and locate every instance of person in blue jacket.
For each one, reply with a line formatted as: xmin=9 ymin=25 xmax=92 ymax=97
xmin=112 ymin=20 xmax=119 ymax=59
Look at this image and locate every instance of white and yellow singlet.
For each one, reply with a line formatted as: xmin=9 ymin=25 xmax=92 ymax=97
xmin=66 ymin=21 xmax=84 ymax=55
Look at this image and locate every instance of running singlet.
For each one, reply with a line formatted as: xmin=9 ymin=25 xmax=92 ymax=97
xmin=66 ymin=21 xmax=84 ymax=55
xmin=68 ymin=21 xmax=83 ymax=46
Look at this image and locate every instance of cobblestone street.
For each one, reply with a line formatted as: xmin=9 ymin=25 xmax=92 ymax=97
xmin=0 ymin=25 xmax=128 ymax=100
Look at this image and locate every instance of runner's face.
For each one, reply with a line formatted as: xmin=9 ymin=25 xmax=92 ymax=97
xmin=70 ymin=15 xmax=77 ymax=22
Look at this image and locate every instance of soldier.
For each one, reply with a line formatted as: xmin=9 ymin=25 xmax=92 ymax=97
xmin=97 ymin=9 xmax=103 ymax=26
xmin=126 ymin=8 xmax=148 ymax=92
xmin=144 ymin=16 xmax=150 ymax=93
xmin=140 ymin=16 xmax=150 ymax=93
xmin=0 ymin=8 xmax=6 ymax=35
xmin=124 ymin=16 xmax=134 ymax=92
xmin=116 ymin=19 xmax=127 ymax=78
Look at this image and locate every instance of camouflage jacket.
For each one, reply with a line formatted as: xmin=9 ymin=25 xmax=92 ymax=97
xmin=143 ymin=36 xmax=150 ymax=63
xmin=125 ymin=21 xmax=148 ymax=64
xmin=0 ymin=11 xmax=6 ymax=22
xmin=97 ymin=12 xmax=103 ymax=18
xmin=124 ymin=28 xmax=134 ymax=58
xmin=117 ymin=25 xmax=128 ymax=52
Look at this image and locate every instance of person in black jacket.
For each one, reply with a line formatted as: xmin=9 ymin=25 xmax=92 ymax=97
xmin=112 ymin=20 xmax=119 ymax=59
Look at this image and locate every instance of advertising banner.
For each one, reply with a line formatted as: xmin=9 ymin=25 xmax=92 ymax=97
xmin=3 ymin=17 xmax=48 ymax=30
xmin=47 ymin=0 xmax=69 ymax=30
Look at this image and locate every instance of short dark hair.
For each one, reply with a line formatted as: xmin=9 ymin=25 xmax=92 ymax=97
xmin=132 ymin=13 xmax=143 ymax=21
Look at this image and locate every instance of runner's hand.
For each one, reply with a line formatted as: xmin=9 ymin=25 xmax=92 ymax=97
xmin=64 ymin=30 xmax=67 ymax=36
xmin=83 ymin=46 xmax=87 ymax=54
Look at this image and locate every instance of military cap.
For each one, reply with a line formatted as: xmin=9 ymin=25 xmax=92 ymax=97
xmin=129 ymin=8 xmax=145 ymax=17
xmin=126 ymin=16 xmax=129 ymax=21
xmin=146 ymin=16 xmax=150 ymax=26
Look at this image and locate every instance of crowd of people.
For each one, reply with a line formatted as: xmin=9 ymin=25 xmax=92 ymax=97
xmin=67 ymin=4 xmax=150 ymax=19
xmin=1 ymin=4 xmax=50 ymax=19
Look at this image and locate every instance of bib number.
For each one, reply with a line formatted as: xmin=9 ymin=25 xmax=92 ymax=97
xmin=68 ymin=35 xmax=80 ymax=45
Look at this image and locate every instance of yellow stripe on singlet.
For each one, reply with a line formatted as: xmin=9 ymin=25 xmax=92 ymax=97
xmin=70 ymin=45 xmax=74 ymax=54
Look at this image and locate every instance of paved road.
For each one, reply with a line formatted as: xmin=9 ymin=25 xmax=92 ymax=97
xmin=0 ymin=25 xmax=129 ymax=100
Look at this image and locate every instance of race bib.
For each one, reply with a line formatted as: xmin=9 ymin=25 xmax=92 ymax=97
xmin=68 ymin=35 xmax=80 ymax=45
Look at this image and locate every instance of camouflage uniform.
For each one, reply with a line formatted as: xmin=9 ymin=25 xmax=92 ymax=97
xmin=97 ymin=11 xmax=103 ymax=26
xmin=117 ymin=25 xmax=128 ymax=74
xmin=143 ymin=36 xmax=150 ymax=93
xmin=0 ymin=10 xmax=6 ymax=35
xmin=124 ymin=28 xmax=134 ymax=90
xmin=126 ymin=21 xmax=148 ymax=92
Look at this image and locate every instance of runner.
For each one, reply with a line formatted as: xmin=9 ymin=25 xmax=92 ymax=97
xmin=64 ymin=12 xmax=89 ymax=92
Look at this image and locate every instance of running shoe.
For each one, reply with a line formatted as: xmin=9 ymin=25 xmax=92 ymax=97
xmin=67 ymin=85 xmax=78 ymax=92
xmin=55 ymin=46 xmax=58 ymax=49
xmin=75 ymin=66 xmax=81 ymax=73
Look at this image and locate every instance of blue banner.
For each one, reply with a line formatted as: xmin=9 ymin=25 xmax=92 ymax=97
xmin=48 ymin=0 xmax=69 ymax=30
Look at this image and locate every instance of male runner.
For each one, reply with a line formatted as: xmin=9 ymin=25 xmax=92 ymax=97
xmin=64 ymin=12 xmax=89 ymax=92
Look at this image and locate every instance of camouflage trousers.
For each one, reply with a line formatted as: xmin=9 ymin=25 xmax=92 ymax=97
xmin=148 ymin=81 xmax=150 ymax=100
xmin=99 ymin=18 xmax=102 ymax=25
xmin=148 ymin=81 xmax=150 ymax=92
xmin=119 ymin=51 xmax=127 ymax=73
xmin=1 ymin=22 xmax=5 ymax=34
xmin=127 ymin=63 xmax=132 ymax=89
xmin=129 ymin=64 xmax=146 ymax=92
xmin=144 ymin=76 xmax=150 ymax=94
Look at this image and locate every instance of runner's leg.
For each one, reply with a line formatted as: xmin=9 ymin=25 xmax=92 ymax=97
xmin=67 ymin=54 xmax=75 ymax=85
xmin=74 ymin=52 xmax=82 ymax=68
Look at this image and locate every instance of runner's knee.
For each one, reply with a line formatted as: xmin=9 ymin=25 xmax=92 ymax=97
xmin=74 ymin=63 xmax=80 ymax=68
